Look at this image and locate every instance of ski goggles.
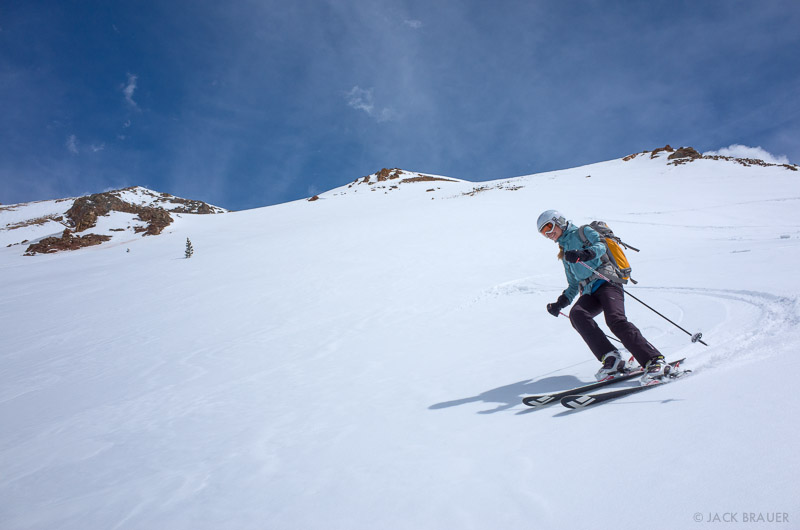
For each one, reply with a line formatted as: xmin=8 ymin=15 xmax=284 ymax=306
xmin=539 ymin=222 xmax=556 ymax=236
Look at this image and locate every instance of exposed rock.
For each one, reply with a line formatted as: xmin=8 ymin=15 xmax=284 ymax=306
xmin=5 ymin=215 xmax=65 ymax=231
xmin=623 ymin=145 xmax=674 ymax=160
xmin=24 ymin=229 xmax=111 ymax=255
xmin=400 ymin=175 xmax=459 ymax=184
xmin=650 ymin=145 xmax=674 ymax=159
xmin=342 ymin=169 xmax=461 ymax=197
xmin=115 ymin=186 xmax=225 ymax=214
xmin=133 ymin=207 xmax=173 ymax=236
xmin=461 ymin=182 xmax=524 ymax=197
xmin=624 ymin=145 xmax=799 ymax=171
xmin=668 ymin=147 xmax=702 ymax=160
xmin=65 ymin=187 xmax=221 ymax=236
xmin=7 ymin=186 xmax=226 ymax=256
xmin=67 ymin=193 xmax=173 ymax=235
xmin=702 ymin=155 xmax=799 ymax=170
xmin=376 ymin=168 xmax=403 ymax=181
xmin=622 ymin=151 xmax=646 ymax=161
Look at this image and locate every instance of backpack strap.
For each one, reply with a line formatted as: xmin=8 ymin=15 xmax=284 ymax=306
xmin=578 ymin=225 xmax=607 ymax=258
xmin=577 ymin=225 xmax=590 ymax=247
xmin=617 ymin=239 xmax=641 ymax=253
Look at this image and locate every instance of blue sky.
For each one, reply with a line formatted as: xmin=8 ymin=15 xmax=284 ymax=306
xmin=2 ymin=1 xmax=799 ymax=211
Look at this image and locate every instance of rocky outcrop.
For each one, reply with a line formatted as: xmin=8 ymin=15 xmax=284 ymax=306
xmin=353 ymin=169 xmax=459 ymax=187
xmin=399 ymin=175 xmax=458 ymax=184
xmin=327 ymin=168 xmax=462 ymax=198
xmin=113 ymin=187 xmax=226 ymax=214
xmin=24 ymin=229 xmax=111 ymax=255
xmin=668 ymin=146 xmax=702 ymax=160
xmin=64 ymin=187 xmax=224 ymax=236
xmin=19 ymin=187 xmax=226 ymax=256
xmin=67 ymin=193 xmax=173 ymax=235
xmin=376 ymin=168 xmax=403 ymax=181
xmin=624 ymin=145 xmax=799 ymax=170
xmin=4 ymin=214 xmax=65 ymax=231
xmin=667 ymin=146 xmax=703 ymax=165
xmin=651 ymin=145 xmax=674 ymax=158
xmin=703 ymin=155 xmax=798 ymax=171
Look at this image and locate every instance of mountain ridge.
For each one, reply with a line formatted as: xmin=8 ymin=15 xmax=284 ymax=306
xmin=3 ymin=146 xmax=797 ymax=256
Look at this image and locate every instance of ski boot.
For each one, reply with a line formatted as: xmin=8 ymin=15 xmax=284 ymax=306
xmin=594 ymin=350 xmax=629 ymax=381
xmin=640 ymin=356 xmax=670 ymax=385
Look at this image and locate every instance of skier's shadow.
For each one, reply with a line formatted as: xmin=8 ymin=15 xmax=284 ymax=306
xmin=429 ymin=364 xmax=592 ymax=415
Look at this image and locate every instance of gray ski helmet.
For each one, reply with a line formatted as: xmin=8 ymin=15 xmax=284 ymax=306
xmin=536 ymin=209 xmax=567 ymax=233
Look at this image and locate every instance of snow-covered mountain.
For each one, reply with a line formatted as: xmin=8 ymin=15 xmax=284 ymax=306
xmin=0 ymin=186 xmax=226 ymax=255
xmin=1 ymin=148 xmax=799 ymax=530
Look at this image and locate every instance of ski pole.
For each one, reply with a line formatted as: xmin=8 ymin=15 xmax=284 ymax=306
xmin=622 ymin=290 xmax=708 ymax=346
xmin=559 ymin=311 xmax=623 ymax=344
xmin=575 ymin=260 xmax=708 ymax=346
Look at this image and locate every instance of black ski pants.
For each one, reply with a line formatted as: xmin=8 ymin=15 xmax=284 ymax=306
xmin=568 ymin=282 xmax=661 ymax=367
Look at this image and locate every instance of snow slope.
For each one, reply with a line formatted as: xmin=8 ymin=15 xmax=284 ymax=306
xmin=1 ymin=156 xmax=799 ymax=529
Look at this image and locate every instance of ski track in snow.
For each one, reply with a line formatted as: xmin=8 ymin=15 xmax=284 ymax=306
xmin=624 ymin=195 xmax=800 ymax=216
xmin=456 ymin=275 xmax=553 ymax=309
xmin=659 ymin=287 xmax=800 ymax=372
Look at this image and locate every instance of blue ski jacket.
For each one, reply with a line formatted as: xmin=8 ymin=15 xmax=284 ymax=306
xmin=557 ymin=222 xmax=609 ymax=303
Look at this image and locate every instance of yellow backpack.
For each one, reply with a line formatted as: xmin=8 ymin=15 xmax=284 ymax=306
xmin=578 ymin=221 xmax=639 ymax=284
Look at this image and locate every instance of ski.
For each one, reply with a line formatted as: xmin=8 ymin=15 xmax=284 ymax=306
xmin=521 ymin=358 xmax=685 ymax=409
xmin=560 ymin=364 xmax=691 ymax=410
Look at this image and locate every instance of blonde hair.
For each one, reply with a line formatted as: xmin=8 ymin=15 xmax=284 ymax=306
xmin=557 ymin=246 xmax=564 ymax=261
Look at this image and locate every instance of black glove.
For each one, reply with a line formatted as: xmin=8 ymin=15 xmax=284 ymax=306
xmin=564 ymin=248 xmax=595 ymax=263
xmin=546 ymin=295 xmax=570 ymax=317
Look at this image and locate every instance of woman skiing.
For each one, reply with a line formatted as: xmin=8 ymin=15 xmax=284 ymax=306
xmin=536 ymin=209 xmax=668 ymax=384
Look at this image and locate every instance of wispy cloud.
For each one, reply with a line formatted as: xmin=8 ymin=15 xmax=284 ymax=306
xmin=123 ymin=73 xmax=138 ymax=108
xmin=66 ymin=134 xmax=79 ymax=154
xmin=6 ymin=1 xmax=795 ymax=211
xmin=345 ymin=86 xmax=396 ymax=123
xmin=64 ymin=135 xmax=106 ymax=155
xmin=704 ymin=144 xmax=791 ymax=165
